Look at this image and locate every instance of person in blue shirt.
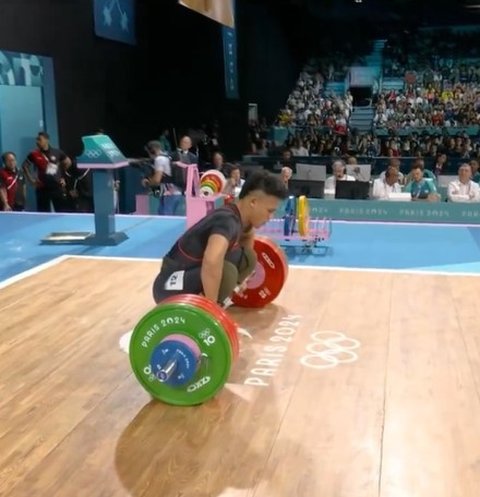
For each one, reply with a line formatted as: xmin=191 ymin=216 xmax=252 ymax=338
xmin=404 ymin=164 xmax=439 ymax=201
xmin=404 ymin=158 xmax=437 ymax=185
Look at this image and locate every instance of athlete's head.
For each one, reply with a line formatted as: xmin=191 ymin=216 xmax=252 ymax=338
xmin=238 ymin=171 xmax=288 ymax=228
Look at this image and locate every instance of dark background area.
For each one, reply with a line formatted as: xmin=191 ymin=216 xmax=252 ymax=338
xmin=0 ymin=0 xmax=477 ymax=160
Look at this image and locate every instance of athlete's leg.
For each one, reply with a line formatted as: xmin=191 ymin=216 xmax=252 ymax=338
xmin=225 ymin=247 xmax=257 ymax=283
xmin=152 ymin=258 xmax=202 ymax=303
xmin=153 ymin=247 xmax=257 ymax=305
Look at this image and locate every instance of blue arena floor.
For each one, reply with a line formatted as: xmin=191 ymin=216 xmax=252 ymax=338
xmin=2 ymin=211 xmax=480 ymax=283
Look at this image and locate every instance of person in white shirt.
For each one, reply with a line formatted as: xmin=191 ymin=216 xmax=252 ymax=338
xmin=280 ymin=166 xmax=293 ymax=189
xmin=290 ymin=139 xmax=309 ymax=157
xmin=372 ymin=166 xmax=402 ymax=200
xmin=143 ymin=140 xmax=183 ymax=215
xmin=325 ymin=160 xmax=355 ymax=192
xmin=223 ymin=163 xmax=245 ymax=197
xmin=379 ymin=158 xmax=404 ymax=184
xmin=447 ymin=163 xmax=480 ymax=203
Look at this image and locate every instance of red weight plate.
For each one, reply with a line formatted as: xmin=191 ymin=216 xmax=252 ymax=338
xmin=161 ymin=294 xmax=239 ymax=359
xmin=180 ymin=294 xmax=239 ymax=359
xmin=232 ymin=236 xmax=288 ymax=308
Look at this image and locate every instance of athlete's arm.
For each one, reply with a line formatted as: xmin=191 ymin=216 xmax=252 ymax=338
xmin=238 ymin=227 xmax=255 ymax=250
xmin=201 ymin=234 xmax=230 ymax=302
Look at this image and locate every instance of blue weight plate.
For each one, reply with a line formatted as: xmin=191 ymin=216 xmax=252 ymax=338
xmin=150 ymin=339 xmax=199 ymax=387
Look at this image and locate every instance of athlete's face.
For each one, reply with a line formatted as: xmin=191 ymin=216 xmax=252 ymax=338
xmin=248 ymin=193 xmax=279 ymax=228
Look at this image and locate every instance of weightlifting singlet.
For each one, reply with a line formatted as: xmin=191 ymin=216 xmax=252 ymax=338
xmin=164 ymin=203 xmax=246 ymax=269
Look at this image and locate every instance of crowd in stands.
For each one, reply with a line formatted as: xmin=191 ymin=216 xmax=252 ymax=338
xmin=274 ymin=38 xmax=373 ymax=132
xmin=383 ymin=29 xmax=480 ymax=79
xmin=253 ymin=127 xmax=480 ymax=163
xmin=248 ymin=26 xmax=480 ymax=164
xmin=276 ymin=73 xmax=353 ymax=137
xmin=373 ymin=83 xmax=480 ymax=130
xmin=275 ymin=69 xmax=353 ymax=132
xmin=378 ymin=29 xmax=480 ymax=130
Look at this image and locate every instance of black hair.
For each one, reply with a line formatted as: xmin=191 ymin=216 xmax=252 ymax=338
xmin=412 ymin=158 xmax=425 ymax=171
xmin=224 ymin=162 xmax=240 ymax=177
xmin=37 ymin=131 xmax=50 ymax=140
xmin=2 ymin=151 xmax=16 ymax=163
xmin=239 ymin=170 xmax=288 ymax=200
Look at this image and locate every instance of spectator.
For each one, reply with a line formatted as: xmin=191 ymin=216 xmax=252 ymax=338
xmin=372 ymin=166 xmax=402 ymax=200
xmin=325 ymin=160 xmax=355 ymax=192
xmin=404 ymin=164 xmax=439 ymax=201
xmin=223 ymin=163 xmax=245 ymax=197
xmin=447 ymin=163 xmax=480 ymax=203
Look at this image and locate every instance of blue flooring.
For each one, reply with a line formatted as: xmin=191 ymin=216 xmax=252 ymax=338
xmin=1 ymin=212 xmax=480 ymax=282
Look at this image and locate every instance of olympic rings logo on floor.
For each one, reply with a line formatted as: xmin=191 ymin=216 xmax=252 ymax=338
xmin=300 ymin=331 xmax=361 ymax=370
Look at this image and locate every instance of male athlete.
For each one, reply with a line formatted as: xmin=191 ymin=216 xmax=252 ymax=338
xmin=153 ymin=170 xmax=288 ymax=305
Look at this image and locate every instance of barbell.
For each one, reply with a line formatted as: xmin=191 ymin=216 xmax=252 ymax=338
xmin=129 ymin=236 xmax=288 ymax=405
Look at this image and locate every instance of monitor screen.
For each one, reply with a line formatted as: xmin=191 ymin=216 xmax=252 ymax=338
xmin=289 ymin=180 xmax=325 ymax=199
xmin=335 ymin=180 xmax=370 ymax=200
xmin=295 ymin=164 xmax=327 ymax=181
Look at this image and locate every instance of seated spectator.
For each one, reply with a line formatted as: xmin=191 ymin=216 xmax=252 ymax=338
xmin=223 ymin=163 xmax=245 ymax=197
xmin=404 ymin=164 xmax=439 ymax=202
xmin=404 ymin=158 xmax=436 ymax=185
xmin=346 ymin=155 xmax=358 ymax=165
xmin=279 ymin=148 xmax=297 ymax=174
xmin=280 ymin=166 xmax=293 ymax=192
xmin=170 ymin=135 xmax=198 ymax=168
xmin=209 ymin=151 xmax=226 ymax=175
xmin=447 ymin=164 xmax=480 ymax=203
xmin=433 ymin=153 xmax=447 ymax=178
xmin=372 ymin=166 xmax=402 ymax=200
xmin=254 ymin=139 xmax=269 ymax=156
xmin=325 ymin=160 xmax=355 ymax=191
xmin=379 ymin=158 xmax=405 ymax=184
xmin=290 ymin=139 xmax=309 ymax=157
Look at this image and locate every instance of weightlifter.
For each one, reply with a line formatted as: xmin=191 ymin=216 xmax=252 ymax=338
xmin=153 ymin=170 xmax=288 ymax=305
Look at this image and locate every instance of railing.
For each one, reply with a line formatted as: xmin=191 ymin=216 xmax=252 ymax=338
xmin=267 ymin=124 xmax=480 ymax=147
xmin=242 ymin=155 xmax=474 ymax=176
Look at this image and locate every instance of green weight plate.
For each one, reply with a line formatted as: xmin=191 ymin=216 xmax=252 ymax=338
xmin=129 ymin=302 xmax=233 ymax=406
